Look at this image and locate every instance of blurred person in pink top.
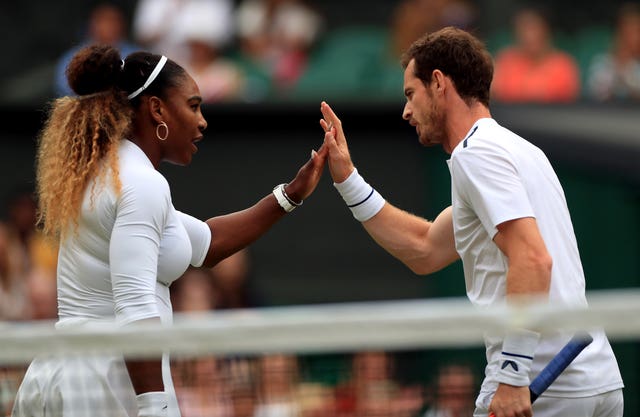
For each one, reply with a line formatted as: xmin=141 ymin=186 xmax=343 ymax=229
xmin=491 ymin=7 xmax=580 ymax=103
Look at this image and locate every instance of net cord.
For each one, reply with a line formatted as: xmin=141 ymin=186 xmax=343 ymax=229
xmin=0 ymin=289 xmax=639 ymax=364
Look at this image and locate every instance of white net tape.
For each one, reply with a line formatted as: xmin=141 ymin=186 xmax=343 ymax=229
xmin=1 ymin=288 xmax=639 ymax=365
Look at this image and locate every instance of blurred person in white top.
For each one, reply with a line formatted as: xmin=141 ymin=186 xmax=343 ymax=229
xmin=235 ymin=0 xmax=322 ymax=94
xmin=587 ymin=3 xmax=640 ymax=101
xmin=133 ymin=0 xmax=234 ymax=67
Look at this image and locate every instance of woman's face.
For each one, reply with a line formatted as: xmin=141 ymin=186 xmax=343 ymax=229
xmin=161 ymin=74 xmax=208 ymax=165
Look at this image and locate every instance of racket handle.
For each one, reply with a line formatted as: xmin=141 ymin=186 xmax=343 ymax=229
xmin=529 ymin=333 xmax=593 ymax=401
xmin=488 ymin=332 xmax=593 ymax=417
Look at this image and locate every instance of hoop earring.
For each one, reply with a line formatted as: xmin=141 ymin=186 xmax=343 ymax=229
xmin=156 ymin=122 xmax=169 ymax=141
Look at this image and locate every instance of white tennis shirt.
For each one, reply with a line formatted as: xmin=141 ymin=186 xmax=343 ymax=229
xmin=55 ymin=139 xmax=212 ymax=416
xmin=447 ymin=119 xmax=623 ymax=405
xmin=57 ymin=139 xmax=211 ymax=325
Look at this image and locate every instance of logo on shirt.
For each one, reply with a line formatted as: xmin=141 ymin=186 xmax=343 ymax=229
xmin=501 ymin=360 xmax=519 ymax=372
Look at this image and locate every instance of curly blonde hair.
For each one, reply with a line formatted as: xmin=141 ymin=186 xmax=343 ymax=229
xmin=36 ymin=92 xmax=132 ymax=239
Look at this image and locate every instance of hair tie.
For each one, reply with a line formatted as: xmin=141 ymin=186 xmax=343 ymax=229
xmin=127 ymin=55 xmax=167 ymax=100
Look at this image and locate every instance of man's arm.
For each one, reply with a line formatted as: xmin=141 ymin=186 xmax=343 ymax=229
xmin=494 ymin=217 xmax=552 ymax=300
xmin=363 ymin=204 xmax=459 ymax=275
xmin=320 ymin=101 xmax=458 ymax=275
xmin=489 ymin=216 xmax=552 ymax=417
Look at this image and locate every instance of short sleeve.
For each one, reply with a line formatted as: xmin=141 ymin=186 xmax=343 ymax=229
xmin=176 ymin=211 xmax=212 ymax=267
xmin=110 ymin=170 xmax=171 ymax=325
xmin=451 ymin=145 xmax=535 ymax=238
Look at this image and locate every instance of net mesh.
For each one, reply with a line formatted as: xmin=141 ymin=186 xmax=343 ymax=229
xmin=1 ymin=289 xmax=638 ymax=417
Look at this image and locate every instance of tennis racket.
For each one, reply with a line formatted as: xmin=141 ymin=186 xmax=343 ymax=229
xmin=489 ymin=332 xmax=593 ymax=417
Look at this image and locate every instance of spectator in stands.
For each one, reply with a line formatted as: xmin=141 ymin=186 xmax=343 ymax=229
xmin=210 ymin=248 xmax=259 ymax=309
xmin=390 ymin=0 xmax=476 ymax=58
xmin=139 ymin=0 xmax=247 ymax=104
xmin=133 ymin=0 xmax=234 ymax=68
xmin=171 ymin=267 xmax=222 ymax=313
xmin=170 ymin=256 xmax=258 ymax=415
xmin=171 ymin=249 xmax=256 ymax=313
xmin=226 ymin=358 xmax=258 ymax=417
xmin=25 ymin=266 xmax=58 ymax=320
xmin=171 ymin=267 xmax=235 ymax=417
xmin=335 ymin=351 xmax=423 ymax=417
xmin=0 ymin=188 xmax=58 ymax=417
xmin=234 ymin=0 xmax=323 ymax=97
xmin=587 ymin=3 xmax=640 ymax=101
xmin=175 ymin=356 xmax=232 ymax=417
xmin=491 ymin=7 xmax=581 ymax=103
xmin=422 ymin=364 xmax=476 ymax=417
xmin=296 ymin=382 xmax=337 ymax=417
xmin=54 ymin=3 xmax=139 ymax=97
xmin=0 ymin=187 xmax=57 ymax=321
xmin=253 ymin=354 xmax=301 ymax=417
xmin=0 ymin=224 xmax=29 ymax=320
xmin=181 ymin=32 xmax=246 ymax=103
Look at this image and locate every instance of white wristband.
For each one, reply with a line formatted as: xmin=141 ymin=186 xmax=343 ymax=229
xmin=496 ymin=328 xmax=540 ymax=386
xmin=273 ymin=183 xmax=302 ymax=213
xmin=333 ymin=168 xmax=385 ymax=222
xmin=137 ymin=391 xmax=168 ymax=417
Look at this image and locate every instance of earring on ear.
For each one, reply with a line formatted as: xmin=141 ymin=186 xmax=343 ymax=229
xmin=156 ymin=122 xmax=169 ymax=141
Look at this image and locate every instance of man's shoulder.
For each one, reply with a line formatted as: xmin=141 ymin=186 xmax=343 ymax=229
xmin=452 ymin=121 xmax=539 ymax=168
xmin=454 ymin=119 xmax=510 ymax=153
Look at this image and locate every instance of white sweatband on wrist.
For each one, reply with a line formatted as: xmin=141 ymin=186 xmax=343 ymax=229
xmin=273 ymin=183 xmax=302 ymax=213
xmin=496 ymin=328 xmax=541 ymax=386
xmin=137 ymin=391 xmax=168 ymax=417
xmin=333 ymin=168 xmax=385 ymax=222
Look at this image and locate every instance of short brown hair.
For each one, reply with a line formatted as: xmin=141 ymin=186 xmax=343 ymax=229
xmin=401 ymin=27 xmax=493 ymax=107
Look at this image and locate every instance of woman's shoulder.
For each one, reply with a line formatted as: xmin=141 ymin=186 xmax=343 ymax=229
xmin=117 ymin=141 xmax=171 ymax=201
xmin=120 ymin=166 xmax=170 ymax=204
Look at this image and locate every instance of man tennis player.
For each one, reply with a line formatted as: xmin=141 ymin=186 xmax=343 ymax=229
xmin=320 ymin=27 xmax=623 ymax=417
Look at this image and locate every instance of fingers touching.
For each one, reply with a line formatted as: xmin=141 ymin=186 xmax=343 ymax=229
xmin=318 ymin=101 xmax=355 ymax=183
xmin=319 ymin=101 xmax=341 ymax=153
xmin=311 ymin=142 xmax=328 ymax=165
xmin=320 ymin=101 xmax=340 ymax=139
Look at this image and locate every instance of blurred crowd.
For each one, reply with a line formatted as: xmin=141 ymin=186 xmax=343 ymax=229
xmin=2 ymin=0 xmax=636 ymax=105
xmin=168 ymin=351 xmax=477 ymax=417
xmin=491 ymin=4 xmax=640 ymax=102
xmin=0 ymin=187 xmax=57 ymax=322
xmin=1 ymin=0 xmax=639 ymax=415
xmin=53 ymin=0 xmax=326 ymax=103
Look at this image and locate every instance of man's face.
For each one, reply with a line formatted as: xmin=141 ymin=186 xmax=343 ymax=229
xmin=402 ymin=60 xmax=448 ymax=149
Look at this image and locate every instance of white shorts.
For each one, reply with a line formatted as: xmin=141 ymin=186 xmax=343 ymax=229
xmin=473 ymin=389 xmax=624 ymax=417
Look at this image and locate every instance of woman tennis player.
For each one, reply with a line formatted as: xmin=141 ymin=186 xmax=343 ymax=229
xmin=12 ymin=44 xmax=326 ymax=417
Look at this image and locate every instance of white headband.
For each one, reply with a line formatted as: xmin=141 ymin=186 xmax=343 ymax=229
xmin=127 ymin=55 xmax=168 ymax=100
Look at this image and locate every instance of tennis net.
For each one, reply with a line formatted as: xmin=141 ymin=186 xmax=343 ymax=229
xmin=1 ymin=289 xmax=639 ymax=416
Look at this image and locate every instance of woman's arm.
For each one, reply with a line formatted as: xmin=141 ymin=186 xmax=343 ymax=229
xmin=201 ymin=145 xmax=327 ymax=267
